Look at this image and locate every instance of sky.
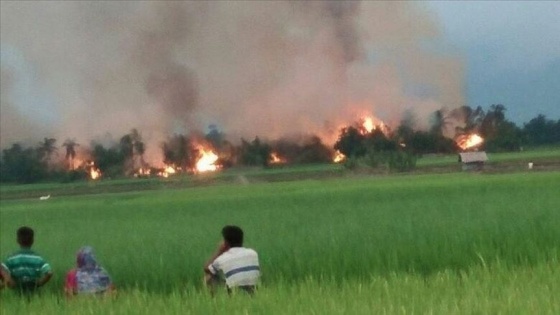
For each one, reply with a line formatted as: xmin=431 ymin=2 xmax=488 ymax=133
xmin=426 ymin=1 xmax=560 ymax=123
xmin=0 ymin=1 xmax=559 ymax=150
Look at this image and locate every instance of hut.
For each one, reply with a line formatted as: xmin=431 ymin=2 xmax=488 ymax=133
xmin=458 ymin=151 xmax=488 ymax=171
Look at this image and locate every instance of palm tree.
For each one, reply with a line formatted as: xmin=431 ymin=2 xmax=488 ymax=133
xmin=481 ymin=104 xmax=506 ymax=138
xmin=62 ymin=139 xmax=79 ymax=170
xmin=37 ymin=138 xmax=58 ymax=163
xmin=430 ymin=108 xmax=451 ymax=137
xmin=130 ymin=129 xmax=146 ymax=168
xmin=451 ymin=105 xmax=485 ymax=136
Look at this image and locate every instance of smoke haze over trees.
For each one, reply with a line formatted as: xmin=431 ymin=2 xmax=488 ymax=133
xmin=1 ymin=1 xmax=464 ymax=161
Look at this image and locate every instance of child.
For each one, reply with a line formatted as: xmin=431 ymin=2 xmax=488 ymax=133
xmin=1 ymin=226 xmax=53 ymax=294
xmin=204 ymin=225 xmax=260 ymax=295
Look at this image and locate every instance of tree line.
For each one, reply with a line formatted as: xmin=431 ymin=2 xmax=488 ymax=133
xmin=1 ymin=106 xmax=559 ymax=183
xmin=0 ymin=128 xmax=333 ymax=183
xmin=333 ymin=105 xmax=560 ymax=171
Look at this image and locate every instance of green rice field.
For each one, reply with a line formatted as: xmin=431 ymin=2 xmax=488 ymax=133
xmin=1 ymin=171 xmax=559 ymax=314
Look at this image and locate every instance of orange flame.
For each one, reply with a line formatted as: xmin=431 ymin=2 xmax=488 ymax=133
xmin=164 ymin=165 xmax=176 ymax=174
xmin=87 ymin=162 xmax=101 ymax=180
xmin=456 ymin=133 xmax=484 ymax=151
xmin=71 ymin=159 xmax=83 ymax=171
xmin=156 ymin=165 xmax=177 ymax=178
xmin=134 ymin=167 xmax=152 ymax=177
xmin=362 ymin=117 xmax=375 ymax=133
xmin=333 ymin=151 xmax=346 ymax=163
xmin=90 ymin=169 xmax=101 ymax=180
xmin=195 ymin=147 xmax=220 ymax=173
xmin=360 ymin=115 xmax=390 ymax=136
xmin=269 ymin=152 xmax=286 ymax=164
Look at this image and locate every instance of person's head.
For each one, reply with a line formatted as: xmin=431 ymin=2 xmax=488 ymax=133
xmin=17 ymin=226 xmax=34 ymax=248
xmin=222 ymin=225 xmax=244 ymax=248
xmin=76 ymin=246 xmax=98 ymax=270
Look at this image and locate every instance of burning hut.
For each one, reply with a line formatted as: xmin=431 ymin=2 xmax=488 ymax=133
xmin=458 ymin=151 xmax=488 ymax=171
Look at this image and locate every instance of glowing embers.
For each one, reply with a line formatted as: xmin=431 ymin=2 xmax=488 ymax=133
xmin=135 ymin=167 xmax=151 ymax=177
xmin=269 ymin=152 xmax=286 ymax=165
xmin=333 ymin=150 xmax=346 ymax=163
xmin=157 ymin=165 xmax=177 ymax=178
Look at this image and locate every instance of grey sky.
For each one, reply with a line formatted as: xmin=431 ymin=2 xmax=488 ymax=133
xmin=426 ymin=1 xmax=560 ymax=123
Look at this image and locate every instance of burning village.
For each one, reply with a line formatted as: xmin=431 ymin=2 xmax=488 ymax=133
xmin=3 ymin=1 xmax=548 ymax=185
xmin=1 ymin=1 xmax=559 ymax=313
xmin=4 ymin=106 xmax=491 ymax=182
xmin=0 ymin=1 xmax=485 ymax=183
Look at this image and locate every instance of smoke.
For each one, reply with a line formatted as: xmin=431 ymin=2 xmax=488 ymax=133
xmin=0 ymin=1 xmax=463 ymax=161
xmin=0 ymin=62 xmax=54 ymax=147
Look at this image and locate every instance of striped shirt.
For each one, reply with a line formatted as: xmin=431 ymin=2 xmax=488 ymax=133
xmin=208 ymin=247 xmax=260 ymax=288
xmin=1 ymin=248 xmax=52 ymax=292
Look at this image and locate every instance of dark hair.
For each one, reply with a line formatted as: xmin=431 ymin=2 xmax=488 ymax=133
xmin=17 ymin=226 xmax=34 ymax=247
xmin=222 ymin=225 xmax=244 ymax=247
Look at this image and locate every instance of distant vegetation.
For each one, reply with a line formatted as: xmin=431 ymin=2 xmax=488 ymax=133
xmin=1 ymin=105 xmax=559 ymax=184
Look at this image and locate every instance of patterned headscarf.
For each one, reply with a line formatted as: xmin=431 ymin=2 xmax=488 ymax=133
xmin=75 ymin=246 xmax=111 ymax=293
xmin=77 ymin=246 xmax=99 ymax=271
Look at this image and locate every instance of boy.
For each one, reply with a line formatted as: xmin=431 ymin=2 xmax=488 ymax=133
xmin=204 ymin=225 xmax=260 ymax=294
xmin=1 ymin=226 xmax=53 ymax=294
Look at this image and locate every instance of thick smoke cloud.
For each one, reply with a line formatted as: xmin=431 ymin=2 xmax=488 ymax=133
xmin=0 ymin=1 xmax=463 ymax=161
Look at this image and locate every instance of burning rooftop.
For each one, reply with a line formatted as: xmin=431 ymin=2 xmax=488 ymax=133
xmin=456 ymin=133 xmax=484 ymax=151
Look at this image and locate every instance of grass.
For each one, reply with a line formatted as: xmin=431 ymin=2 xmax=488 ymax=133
xmin=1 ymin=171 xmax=559 ymax=313
xmin=416 ymin=146 xmax=560 ymax=166
xmin=2 ymin=263 xmax=558 ymax=314
xmin=1 ymin=146 xmax=558 ymax=200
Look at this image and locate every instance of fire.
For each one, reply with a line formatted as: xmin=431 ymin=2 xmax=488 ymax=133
xmin=87 ymin=162 xmax=101 ymax=180
xmin=90 ymin=168 xmax=101 ymax=180
xmin=360 ymin=115 xmax=390 ymax=136
xmin=362 ymin=117 xmax=375 ymax=133
xmin=195 ymin=147 xmax=220 ymax=173
xmin=134 ymin=167 xmax=151 ymax=177
xmin=156 ymin=165 xmax=177 ymax=178
xmin=164 ymin=165 xmax=176 ymax=174
xmin=456 ymin=133 xmax=484 ymax=150
xmin=333 ymin=150 xmax=346 ymax=163
xmin=269 ymin=152 xmax=286 ymax=164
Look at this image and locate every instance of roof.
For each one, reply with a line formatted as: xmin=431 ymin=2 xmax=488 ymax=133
xmin=459 ymin=151 xmax=488 ymax=163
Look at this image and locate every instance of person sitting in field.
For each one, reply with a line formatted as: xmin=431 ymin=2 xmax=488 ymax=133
xmin=64 ymin=246 xmax=115 ymax=297
xmin=0 ymin=226 xmax=53 ymax=295
xmin=204 ymin=225 xmax=260 ymax=295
